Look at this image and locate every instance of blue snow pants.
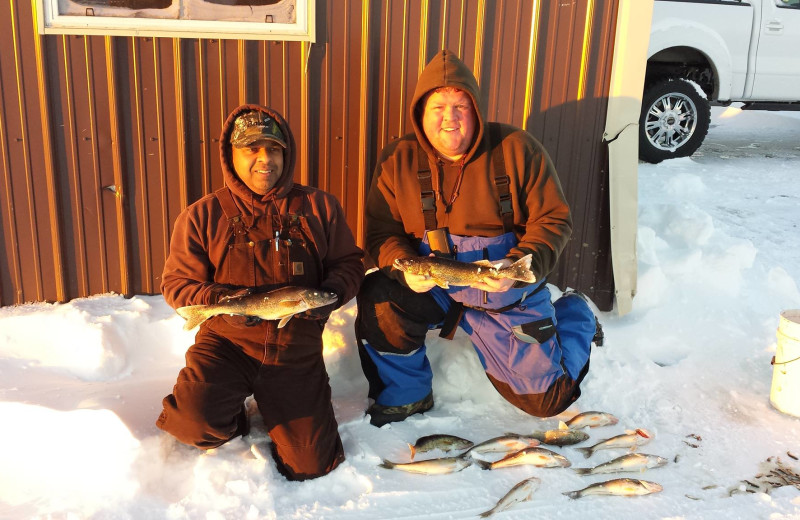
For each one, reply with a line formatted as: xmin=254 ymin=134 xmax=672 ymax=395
xmin=355 ymin=232 xmax=596 ymax=418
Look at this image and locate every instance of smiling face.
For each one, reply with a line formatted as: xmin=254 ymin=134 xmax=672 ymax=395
xmin=231 ymin=139 xmax=284 ymax=195
xmin=421 ymin=88 xmax=477 ymax=161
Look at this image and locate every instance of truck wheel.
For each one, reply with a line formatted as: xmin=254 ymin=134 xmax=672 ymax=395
xmin=639 ymin=78 xmax=711 ymax=163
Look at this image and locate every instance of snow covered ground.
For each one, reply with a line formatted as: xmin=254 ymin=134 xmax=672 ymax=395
xmin=1 ymin=106 xmax=799 ymax=519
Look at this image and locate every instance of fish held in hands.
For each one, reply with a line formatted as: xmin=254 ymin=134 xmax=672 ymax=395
xmin=573 ymin=453 xmax=668 ymax=475
xmin=176 ymin=286 xmax=338 ymax=330
xmin=563 ymin=478 xmax=663 ymax=499
xmin=392 ymin=254 xmax=536 ymax=289
xmin=408 ymin=434 xmax=474 ymax=459
xmin=478 ymin=477 xmax=541 ymax=518
xmin=575 ymin=429 xmax=653 ymax=459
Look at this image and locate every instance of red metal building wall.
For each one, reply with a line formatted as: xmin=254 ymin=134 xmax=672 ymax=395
xmin=0 ymin=0 xmax=617 ymax=309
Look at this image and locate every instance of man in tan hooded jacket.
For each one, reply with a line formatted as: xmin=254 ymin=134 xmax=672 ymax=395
xmin=158 ymin=104 xmax=364 ymax=480
xmin=356 ymin=50 xmax=599 ymax=427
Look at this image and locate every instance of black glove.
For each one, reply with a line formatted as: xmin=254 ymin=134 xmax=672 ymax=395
xmin=212 ymin=286 xmax=252 ymax=304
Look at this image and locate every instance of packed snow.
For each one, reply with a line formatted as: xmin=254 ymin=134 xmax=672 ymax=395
xmin=1 ymin=106 xmax=799 ymax=519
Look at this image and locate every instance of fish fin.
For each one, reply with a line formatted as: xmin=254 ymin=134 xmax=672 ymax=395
xmin=279 ymin=299 xmax=303 ymax=308
xmin=558 ymin=421 xmax=569 ymax=430
xmin=573 ymin=468 xmax=593 ymax=475
xmin=563 ymin=490 xmax=581 ymax=500
xmin=277 ymin=315 xmax=293 ymax=328
xmin=508 ymin=255 xmax=536 ymax=283
xmin=433 ymin=279 xmax=450 ymax=289
xmin=176 ymin=305 xmax=209 ymax=331
xmin=378 ymin=459 xmax=395 ymax=469
xmin=472 ymin=259 xmax=495 ymax=267
xmin=408 ymin=444 xmax=416 ymax=460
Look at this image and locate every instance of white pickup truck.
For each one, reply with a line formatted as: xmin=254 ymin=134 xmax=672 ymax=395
xmin=640 ymin=0 xmax=800 ymax=162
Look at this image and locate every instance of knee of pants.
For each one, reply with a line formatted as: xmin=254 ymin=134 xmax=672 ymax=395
xmin=271 ymin=431 xmax=345 ymax=481
xmin=487 ymin=373 xmax=581 ymax=418
xmin=157 ymin=383 xmax=245 ymax=449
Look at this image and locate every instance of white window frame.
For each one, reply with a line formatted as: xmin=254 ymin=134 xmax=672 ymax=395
xmin=35 ymin=0 xmax=315 ymax=41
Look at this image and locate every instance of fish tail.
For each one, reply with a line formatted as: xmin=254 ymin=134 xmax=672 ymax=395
xmin=575 ymin=447 xmax=593 ymax=459
xmin=573 ymin=467 xmax=593 ymax=475
xmin=176 ymin=305 xmax=211 ymax=331
xmin=475 ymin=459 xmax=492 ymax=470
xmin=507 ymin=255 xmax=536 ymax=283
xmin=563 ymin=490 xmax=581 ymax=500
xmin=378 ymin=459 xmax=396 ymax=469
xmin=478 ymin=508 xmax=496 ymax=518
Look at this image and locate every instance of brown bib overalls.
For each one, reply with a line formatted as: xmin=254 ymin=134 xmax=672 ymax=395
xmin=157 ymin=187 xmax=344 ymax=480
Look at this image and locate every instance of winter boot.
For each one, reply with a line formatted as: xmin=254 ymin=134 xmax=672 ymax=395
xmin=366 ymin=392 xmax=434 ymax=427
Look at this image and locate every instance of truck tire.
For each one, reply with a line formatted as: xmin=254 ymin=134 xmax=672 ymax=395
xmin=639 ymin=78 xmax=711 ymax=163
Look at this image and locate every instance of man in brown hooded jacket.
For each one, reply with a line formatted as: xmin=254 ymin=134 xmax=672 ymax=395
xmin=157 ymin=104 xmax=364 ymax=480
xmin=356 ymin=50 xmax=599 ymax=427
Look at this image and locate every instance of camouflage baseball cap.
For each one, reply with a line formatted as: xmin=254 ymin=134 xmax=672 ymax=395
xmin=230 ymin=111 xmax=287 ymax=148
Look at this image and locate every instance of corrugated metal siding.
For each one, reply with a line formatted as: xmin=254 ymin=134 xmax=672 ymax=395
xmin=0 ymin=0 xmax=617 ymax=309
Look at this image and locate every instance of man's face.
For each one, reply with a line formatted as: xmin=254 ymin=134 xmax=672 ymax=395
xmin=231 ymin=140 xmax=284 ymax=195
xmin=421 ymin=88 xmax=477 ymax=160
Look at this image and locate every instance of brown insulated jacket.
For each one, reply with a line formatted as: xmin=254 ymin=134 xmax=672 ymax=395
xmin=161 ymin=104 xmax=364 ymax=312
xmin=364 ymin=50 xmax=572 ymax=283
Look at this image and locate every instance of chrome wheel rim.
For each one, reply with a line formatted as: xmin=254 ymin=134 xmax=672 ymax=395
xmin=644 ymin=91 xmax=698 ymax=152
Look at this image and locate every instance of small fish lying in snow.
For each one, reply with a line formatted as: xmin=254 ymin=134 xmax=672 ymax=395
xmin=565 ymin=411 xmax=619 ymax=429
xmin=523 ymin=421 xmax=589 ymax=446
xmin=573 ymin=453 xmax=668 ymax=475
xmin=478 ymin=476 xmax=541 ymax=518
xmin=392 ymin=254 xmax=536 ymax=289
xmin=378 ymin=456 xmax=472 ymax=475
xmin=463 ymin=435 xmax=541 ymax=458
xmin=476 ymin=446 xmax=571 ymax=470
xmin=563 ymin=478 xmax=663 ymax=499
xmin=176 ymin=286 xmax=337 ymax=330
xmin=408 ymin=434 xmax=474 ymax=459
xmin=575 ymin=429 xmax=653 ymax=459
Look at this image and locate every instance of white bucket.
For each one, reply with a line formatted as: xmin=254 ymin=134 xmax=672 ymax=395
xmin=770 ymin=309 xmax=800 ymax=418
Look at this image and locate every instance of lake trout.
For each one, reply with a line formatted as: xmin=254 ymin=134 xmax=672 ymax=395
xmin=563 ymin=478 xmax=663 ymax=499
xmin=574 ymin=453 xmax=668 ymax=475
xmin=476 ymin=446 xmax=571 ymax=470
xmin=565 ymin=411 xmax=619 ymax=429
xmin=176 ymin=286 xmax=338 ymax=330
xmin=378 ymin=455 xmax=472 ymax=475
xmin=575 ymin=429 xmax=653 ymax=459
xmin=408 ymin=434 xmax=474 ymax=459
xmin=479 ymin=476 xmax=541 ymax=518
xmin=392 ymin=254 xmax=536 ymax=289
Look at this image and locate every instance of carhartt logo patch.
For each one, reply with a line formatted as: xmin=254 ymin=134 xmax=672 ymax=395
xmin=292 ymin=262 xmax=304 ymax=276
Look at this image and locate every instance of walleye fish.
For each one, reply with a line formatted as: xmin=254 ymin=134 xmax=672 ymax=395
xmin=392 ymin=254 xmax=536 ymax=289
xmin=176 ymin=286 xmax=338 ymax=330
xmin=565 ymin=411 xmax=619 ymax=429
xmin=409 ymin=434 xmax=474 ymax=459
xmin=476 ymin=446 xmax=571 ymax=470
xmin=524 ymin=421 xmax=590 ymax=447
xmin=575 ymin=429 xmax=653 ymax=459
xmin=563 ymin=478 xmax=663 ymax=499
xmin=478 ymin=476 xmax=541 ymax=518
xmin=378 ymin=455 xmax=472 ymax=475
xmin=464 ymin=435 xmax=541 ymax=458
xmin=574 ymin=453 xmax=669 ymax=475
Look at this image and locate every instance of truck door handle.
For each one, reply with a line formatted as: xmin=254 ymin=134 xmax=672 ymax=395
xmin=765 ymin=21 xmax=784 ymax=33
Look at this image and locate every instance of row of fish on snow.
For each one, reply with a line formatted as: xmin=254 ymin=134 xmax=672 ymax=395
xmin=377 ymin=411 xmax=665 ymax=518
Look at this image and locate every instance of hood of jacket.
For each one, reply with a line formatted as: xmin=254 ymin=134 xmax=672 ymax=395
xmin=410 ymin=50 xmax=485 ymax=162
xmin=219 ymin=104 xmax=297 ymax=202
